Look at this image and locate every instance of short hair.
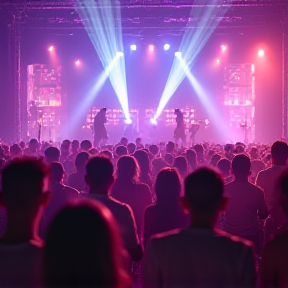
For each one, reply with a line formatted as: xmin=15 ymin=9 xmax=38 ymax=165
xmin=120 ymin=137 xmax=128 ymax=146
xmin=166 ymin=141 xmax=175 ymax=153
xmin=127 ymin=143 xmax=136 ymax=154
xmin=115 ymin=145 xmax=127 ymax=156
xmin=1 ymin=157 xmax=49 ymax=207
xmin=50 ymin=162 xmax=64 ymax=182
xmin=185 ymin=168 xmax=224 ymax=212
xmin=149 ymin=144 xmax=159 ymax=156
xmin=232 ymin=154 xmax=251 ymax=174
xmin=75 ymin=152 xmax=90 ymax=170
xmin=45 ymin=147 xmax=60 ymax=161
xmin=194 ymin=144 xmax=204 ymax=154
xmin=271 ymin=141 xmax=288 ymax=159
xmin=217 ymin=158 xmax=231 ymax=175
xmin=80 ymin=140 xmax=92 ymax=151
xmin=173 ymin=156 xmax=188 ymax=177
xmin=86 ymin=156 xmax=114 ymax=187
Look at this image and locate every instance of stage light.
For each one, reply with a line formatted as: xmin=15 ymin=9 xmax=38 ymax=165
xmin=117 ymin=52 xmax=124 ymax=57
xmin=164 ymin=44 xmax=170 ymax=51
xmin=124 ymin=118 xmax=132 ymax=124
xmin=221 ymin=45 xmax=227 ymax=52
xmin=48 ymin=46 xmax=54 ymax=52
xmin=258 ymin=50 xmax=264 ymax=57
xmin=216 ymin=59 xmax=220 ymax=63
xmin=149 ymin=45 xmax=154 ymax=52
xmin=130 ymin=44 xmax=137 ymax=51
xmin=153 ymin=0 xmax=231 ymax=121
xmin=150 ymin=118 xmax=157 ymax=125
xmin=175 ymin=52 xmax=181 ymax=58
xmin=75 ymin=59 xmax=81 ymax=66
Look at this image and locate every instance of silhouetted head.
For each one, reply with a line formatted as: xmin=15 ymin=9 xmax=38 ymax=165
xmin=173 ymin=156 xmax=188 ymax=178
xmin=249 ymin=147 xmax=258 ymax=160
xmin=127 ymin=143 xmax=136 ymax=155
xmin=186 ymin=149 xmax=197 ymax=170
xmin=50 ymin=162 xmax=64 ymax=183
xmin=80 ymin=140 xmax=92 ymax=152
xmin=116 ymin=155 xmax=139 ymax=183
xmin=75 ymin=152 xmax=90 ymax=171
xmin=44 ymin=200 xmax=129 ymax=288
xmin=271 ymin=141 xmax=288 ymax=165
xmin=115 ymin=145 xmax=128 ymax=157
xmin=164 ymin=153 xmax=174 ymax=166
xmin=45 ymin=147 xmax=60 ymax=163
xmin=85 ymin=156 xmax=114 ymax=192
xmin=166 ymin=141 xmax=175 ymax=154
xmin=29 ymin=138 xmax=39 ymax=151
xmin=71 ymin=140 xmax=80 ymax=153
xmin=133 ymin=149 xmax=150 ymax=176
xmin=10 ymin=144 xmax=22 ymax=158
xmin=209 ymin=154 xmax=221 ymax=167
xmin=120 ymin=137 xmax=128 ymax=147
xmin=149 ymin=145 xmax=159 ymax=157
xmin=155 ymin=167 xmax=181 ymax=205
xmin=232 ymin=154 xmax=251 ymax=177
xmin=217 ymin=158 xmax=231 ymax=177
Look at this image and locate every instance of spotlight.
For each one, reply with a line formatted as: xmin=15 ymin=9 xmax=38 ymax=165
xmin=48 ymin=46 xmax=54 ymax=52
xmin=149 ymin=45 xmax=154 ymax=52
xmin=116 ymin=51 xmax=124 ymax=57
xmin=258 ymin=50 xmax=264 ymax=57
xmin=164 ymin=44 xmax=170 ymax=51
xmin=130 ymin=44 xmax=137 ymax=51
xmin=124 ymin=118 xmax=132 ymax=124
xmin=216 ymin=59 xmax=220 ymax=64
xmin=150 ymin=118 xmax=157 ymax=125
xmin=175 ymin=51 xmax=181 ymax=58
xmin=221 ymin=45 xmax=227 ymax=52
xmin=75 ymin=59 xmax=81 ymax=66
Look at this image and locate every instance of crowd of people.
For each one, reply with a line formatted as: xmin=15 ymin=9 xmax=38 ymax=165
xmin=0 ymin=137 xmax=288 ymax=288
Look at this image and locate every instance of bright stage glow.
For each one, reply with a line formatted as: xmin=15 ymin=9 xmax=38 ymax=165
xmin=175 ymin=52 xmax=182 ymax=58
xmin=149 ymin=45 xmax=154 ymax=52
xmin=124 ymin=118 xmax=132 ymax=124
xmin=48 ymin=46 xmax=54 ymax=52
xmin=130 ymin=45 xmax=137 ymax=51
xmin=76 ymin=0 xmax=130 ymax=122
xmin=150 ymin=118 xmax=157 ymax=125
xmin=221 ymin=45 xmax=227 ymax=52
xmin=164 ymin=44 xmax=170 ymax=51
xmin=75 ymin=59 xmax=81 ymax=66
xmin=153 ymin=0 xmax=231 ymax=121
xmin=258 ymin=49 xmax=265 ymax=57
xmin=216 ymin=59 xmax=220 ymax=63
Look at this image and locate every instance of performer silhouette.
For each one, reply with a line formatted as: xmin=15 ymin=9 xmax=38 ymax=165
xmin=174 ymin=109 xmax=186 ymax=146
xmin=93 ymin=108 xmax=108 ymax=148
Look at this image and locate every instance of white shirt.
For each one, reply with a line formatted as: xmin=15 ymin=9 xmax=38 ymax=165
xmin=0 ymin=240 xmax=43 ymax=288
xmin=142 ymin=228 xmax=256 ymax=288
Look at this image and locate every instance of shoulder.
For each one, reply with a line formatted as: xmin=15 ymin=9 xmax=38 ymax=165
xmin=64 ymin=185 xmax=80 ymax=195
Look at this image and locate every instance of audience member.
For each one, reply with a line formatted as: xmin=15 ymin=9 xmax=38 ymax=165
xmin=194 ymin=144 xmax=205 ymax=164
xmin=10 ymin=144 xmax=22 ymax=159
xmin=152 ymin=158 xmax=169 ymax=178
xmin=80 ymin=140 xmax=92 ymax=152
xmin=217 ymin=158 xmax=232 ymax=183
xmin=84 ymin=156 xmax=143 ymax=262
xmin=164 ymin=153 xmax=174 ymax=166
xmin=173 ymin=156 xmax=188 ymax=178
xmin=186 ymin=149 xmax=197 ymax=171
xmin=134 ymin=149 xmax=153 ymax=188
xmin=143 ymin=168 xmax=189 ymax=247
xmin=127 ymin=143 xmax=136 ymax=155
xmin=44 ymin=147 xmax=60 ymax=163
xmin=209 ymin=153 xmax=221 ymax=167
xmin=149 ymin=145 xmax=160 ymax=158
xmin=142 ymin=167 xmax=256 ymax=288
xmin=111 ymin=155 xmax=151 ymax=239
xmin=166 ymin=141 xmax=175 ymax=155
xmin=135 ymin=137 xmax=144 ymax=149
xmin=223 ymin=154 xmax=268 ymax=255
xmin=115 ymin=145 xmax=128 ymax=158
xmin=44 ymin=200 xmax=131 ymax=288
xmin=0 ymin=157 xmax=50 ymax=288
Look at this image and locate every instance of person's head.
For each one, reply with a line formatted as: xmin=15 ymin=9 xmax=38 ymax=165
xmin=120 ymin=137 xmax=128 ymax=147
xmin=224 ymin=144 xmax=233 ymax=154
xmin=152 ymin=158 xmax=169 ymax=178
xmin=231 ymin=154 xmax=251 ymax=178
xmin=173 ymin=156 xmax=188 ymax=178
xmin=166 ymin=141 xmax=175 ymax=154
xmin=116 ymin=155 xmax=139 ymax=183
xmin=135 ymin=137 xmax=142 ymax=146
xmin=88 ymin=148 xmax=98 ymax=156
xmin=217 ymin=158 xmax=231 ymax=178
xmin=80 ymin=140 xmax=92 ymax=152
xmin=127 ymin=143 xmax=136 ymax=155
xmin=186 ymin=149 xmax=197 ymax=170
xmin=0 ymin=157 xmax=50 ymax=224
xmin=75 ymin=152 xmax=90 ymax=172
xmin=45 ymin=147 xmax=60 ymax=163
xmin=99 ymin=150 xmax=113 ymax=162
xmin=164 ymin=153 xmax=174 ymax=166
xmin=235 ymin=144 xmax=245 ymax=154
xmin=44 ymin=200 xmax=129 ymax=288
xmin=182 ymin=168 xmax=226 ymax=225
xmin=155 ymin=167 xmax=181 ymax=205
xmin=133 ymin=149 xmax=150 ymax=176
xmin=60 ymin=140 xmax=70 ymax=155
xmin=271 ymin=141 xmax=288 ymax=165
xmin=277 ymin=169 xmax=288 ymax=218
xmin=149 ymin=144 xmax=159 ymax=157
xmin=115 ymin=145 xmax=128 ymax=157
xmin=29 ymin=138 xmax=39 ymax=151
xmin=249 ymin=147 xmax=258 ymax=160
xmin=50 ymin=162 xmax=64 ymax=183
xmin=85 ymin=156 xmax=114 ymax=193
xmin=71 ymin=140 xmax=80 ymax=154
xmin=209 ymin=154 xmax=221 ymax=167
xmin=10 ymin=144 xmax=22 ymax=158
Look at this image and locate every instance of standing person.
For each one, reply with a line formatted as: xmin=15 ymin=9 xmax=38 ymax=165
xmin=134 ymin=150 xmax=153 ymax=189
xmin=93 ymin=108 xmax=108 ymax=148
xmin=142 ymin=168 xmax=256 ymax=288
xmin=83 ymin=156 xmax=143 ymax=262
xmin=261 ymin=169 xmax=288 ymax=288
xmin=111 ymin=156 xmax=151 ymax=239
xmin=256 ymin=141 xmax=288 ymax=239
xmin=223 ymin=154 xmax=268 ymax=255
xmin=174 ymin=109 xmax=186 ymax=146
xmin=43 ymin=200 xmax=131 ymax=288
xmin=0 ymin=157 xmax=50 ymax=288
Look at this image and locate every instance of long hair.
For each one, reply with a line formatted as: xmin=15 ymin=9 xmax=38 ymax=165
xmin=43 ymin=200 xmax=130 ymax=288
xmin=115 ymin=155 xmax=140 ymax=183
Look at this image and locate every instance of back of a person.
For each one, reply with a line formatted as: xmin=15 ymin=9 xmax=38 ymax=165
xmin=68 ymin=171 xmax=85 ymax=192
xmin=143 ymin=228 xmax=255 ymax=288
xmin=223 ymin=181 xmax=264 ymax=236
xmin=0 ymin=240 xmax=43 ymax=288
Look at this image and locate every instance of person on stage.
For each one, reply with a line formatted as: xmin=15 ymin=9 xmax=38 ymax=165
xmin=93 ymin=108 xmax=108 ymax=148
xmin=174 ymin=109 xmax=186 ymax=146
